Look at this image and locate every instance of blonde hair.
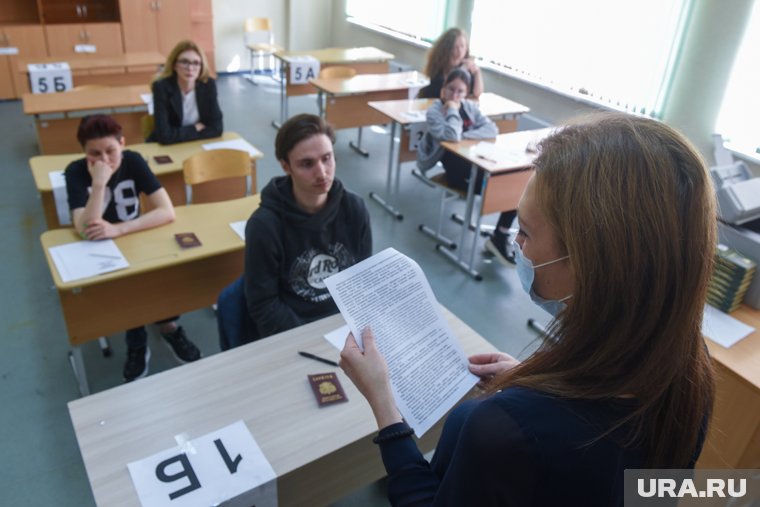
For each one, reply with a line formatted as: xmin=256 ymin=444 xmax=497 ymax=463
xmin=424 ymin=27 xmax=467 ymax=80
xmin=493 ymin=113 xmax=716 ymax=467
xmin=154 ymin=40 xmax=210 ymax=83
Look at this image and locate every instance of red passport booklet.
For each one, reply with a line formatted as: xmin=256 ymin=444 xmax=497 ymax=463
xmin=307 ymin=372 xmax=348 ymax=407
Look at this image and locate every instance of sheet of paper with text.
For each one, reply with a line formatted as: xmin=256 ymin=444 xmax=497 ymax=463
xmin=324 ymin=248 xmax=478 ymax=436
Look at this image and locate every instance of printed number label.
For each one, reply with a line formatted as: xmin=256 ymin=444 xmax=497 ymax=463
xmin=28 ymin=62 xmax=73 ymax=94
xmin=289 ymin=58 xmax=320 ymax=85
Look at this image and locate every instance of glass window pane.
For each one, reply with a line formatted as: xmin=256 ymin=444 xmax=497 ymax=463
xmin=469 ymin=0 xmax=688 ymax=116
xmin=346 ymin=0 xmax=446 ymax=41
xmin=715 ymin=1 xmax=760 ymax=154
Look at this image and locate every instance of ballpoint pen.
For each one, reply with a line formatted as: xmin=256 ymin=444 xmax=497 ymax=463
xmin=298 ymin=351 xmax=339 ymax=367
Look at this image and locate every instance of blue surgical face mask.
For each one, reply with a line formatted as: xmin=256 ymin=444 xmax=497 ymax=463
xmin=513 ymin=241 xmax=572 ymax=317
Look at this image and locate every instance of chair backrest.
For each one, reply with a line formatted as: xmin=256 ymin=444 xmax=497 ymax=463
xmin=319 ymin=66 xmax=357 ymax=79
xmin=182 ymin=149 xmax=255 ymax=204
xmin=140 ymin=114 xmax=154 ymax=141
xmin=244 ymin=17 xmax=274 ymax=45
xmin=68 ymin=84 xmax=108 ymax=92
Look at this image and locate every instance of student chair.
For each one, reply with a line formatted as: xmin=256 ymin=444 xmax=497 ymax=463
xmin=140 ymin=114 xmax=154 ymax=142
xmin=315 ymin=66 xmax=374 ymax=157
xmin=68 ymin=84 xmax=108 ymax=92
xmin=244 ymin=17 xmax=282 ymax=84
xmin=182 ymin=148 xmax=255 ymax=204
xmin=318 ymin=66 xmax=357 ymax=79
xmin=412 ymin=162 xmax=467 ymax=250
xmin=315 ymin=66 xmax=357 ymax=111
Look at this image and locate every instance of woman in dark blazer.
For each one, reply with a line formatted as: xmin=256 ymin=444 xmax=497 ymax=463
xmin=149 ymin=40 xmax=223 ymax=145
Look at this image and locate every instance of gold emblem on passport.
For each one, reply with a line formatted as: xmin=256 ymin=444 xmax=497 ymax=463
xmin=308 ymin=373 xmax=348 ymax=407
xmin=319 ymin=381 xmax=337 ymax=395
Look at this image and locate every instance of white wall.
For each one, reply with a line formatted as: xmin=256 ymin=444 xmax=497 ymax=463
xmin=287 ymin=0 xmax=333 ymax=51
xmin=211 ymin=0 xmax=287 ymax=73
xmin=211 ymin=0 xmax=333 ymax=73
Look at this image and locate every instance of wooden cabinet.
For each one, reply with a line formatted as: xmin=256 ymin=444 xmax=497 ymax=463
xmin=0 ymin=0 xmax=215 ymax=100
xmin=120 ymin=0 xmax=190 ymax=56
xmin=0 ymin=25 xmax=49 ymax=98
xmin=189 ymin=0 xmax=214 ymax=73
xmin=45 ymin=23 xmax=124 ymax=58
xmin=39 ymin=0 xmax=120 ymax=24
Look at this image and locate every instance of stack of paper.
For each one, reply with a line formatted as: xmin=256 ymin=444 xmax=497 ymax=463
xmin=203 ymin=139 xmax=262 ymax=158
xmin=49 ymin=239 xmax=129 ymax=283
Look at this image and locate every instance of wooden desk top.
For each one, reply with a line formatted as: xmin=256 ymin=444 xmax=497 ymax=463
xmin=310 ymin=70 xmax=428 ymax=96
xmin=707 ymin=305 xmax=760 ymax=390
xmin=30 ymin=132 xmax=254 ymax=191
xmin=40 ymin=195 xmax=258 ymax=290
xmin=441 ymin=128 xmax=553 ymax=174
xmin=22 ymin=84 xmax=151 ymax=115
xmin=275 ymin=46 xmax=394 ymax=64
xmin=368 ymin=92 xmax=530 ymax=125
xmin=67 ymin=306 xmax=496 ymax=507
xmin=17 ymin=51 xmax=164 ymax=73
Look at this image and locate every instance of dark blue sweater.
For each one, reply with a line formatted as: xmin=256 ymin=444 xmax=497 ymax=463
xmin=378 ymin=387 xmax=652 ymax=506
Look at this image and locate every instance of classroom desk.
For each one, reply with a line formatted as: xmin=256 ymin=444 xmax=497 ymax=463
xmin=439 ymin=128 xmax=553 ymax=280
xmin=23 ymin=84 xmax=151 ymax=154
xmin=29 ymin=132 xmax=259 ymax=229
xmin=272 ymin=46 xmax=394 ymax=127
xmin=41 ymin=195 xmax=259 ymax=396
xmin=17 ymin=51 xmax=164 ymax=91
xmin=310 ymin=70 xmax=429 ymax=156
xmin=698 ymin=306 xmax=760 ymax=469
xmin=367 ymin=93 xmax=531 ymax=218
xmin=67 ymin=307 xmax=496 ymax=506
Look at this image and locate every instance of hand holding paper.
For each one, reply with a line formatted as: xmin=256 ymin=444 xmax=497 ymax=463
xmin=324 ymin=248 xmax=479 ymax=436
xmin=339 ymin=329 xmax=403 ymax=429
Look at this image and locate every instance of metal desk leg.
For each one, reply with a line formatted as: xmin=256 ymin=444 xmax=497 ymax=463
xmin=349 ymin=127 xmax=370 ymax=157
xmin=466 ymin=174 xmax=488 ymax=272
xmin=369 ymin=121 xmax=403 ymax=220
xmin=68 ymin=346 xmax=91 ymax=397
xmin=272 ymin=65 xmax=286 ymax=129
xmin=436 ymin=163 xmax=482 ymax=280
xmin=98 ymin=336 xmax=112 ymax=357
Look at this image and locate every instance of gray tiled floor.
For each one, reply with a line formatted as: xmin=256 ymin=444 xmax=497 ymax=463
xmin=0 ymin=74 xmax=548 ymax=505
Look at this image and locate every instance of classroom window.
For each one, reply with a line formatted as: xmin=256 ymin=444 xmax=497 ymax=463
xmin=345 ymin=0 xmax=447 ymax=42
xmin=715 ymin=0 xmax=760 ymax=157
xmin=469 ymin=0 xmax=690 ymax=117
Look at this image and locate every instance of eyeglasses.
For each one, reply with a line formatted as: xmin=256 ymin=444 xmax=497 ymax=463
xmin=444 ymin=85 xmax=467 ymax=96
xmin=177 ymin=59 xmax=202 ymax=68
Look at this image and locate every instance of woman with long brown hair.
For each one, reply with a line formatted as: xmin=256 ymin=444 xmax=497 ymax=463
xmin=419 ymin=27 xmax=483 ymax=99
xmin=149 ymin=40 xmax=223 ymax=144
xmin=340 ymin=113 xmax=715 ymax=505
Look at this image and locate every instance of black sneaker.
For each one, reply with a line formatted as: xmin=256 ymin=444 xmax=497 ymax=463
xmin=485 ymin=231 xmax=515 ymax=266
xmin=123 ymin=346 xmax=151 ymax=382
xmin=161 ymin=326 xmax=202 ymax=364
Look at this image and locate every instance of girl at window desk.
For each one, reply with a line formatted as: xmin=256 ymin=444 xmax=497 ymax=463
xmin=149 ymin=40 xmax=223 ymax=145
xmin=418 ymin=68 xmax=515 ymax=263
xmin=340 ymin=113 xmax=715 ymax=506
xmin=419 ymin=27 xmax=483 ymax=99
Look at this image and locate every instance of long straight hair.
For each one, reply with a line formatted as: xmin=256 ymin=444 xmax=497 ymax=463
xmin=492 ymin=113 xmax=716 ymax=467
